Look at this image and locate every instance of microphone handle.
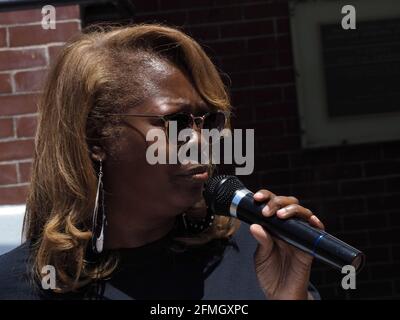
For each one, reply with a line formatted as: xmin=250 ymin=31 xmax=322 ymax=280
xmin=231 ymin=190 xmax=365 ymax=272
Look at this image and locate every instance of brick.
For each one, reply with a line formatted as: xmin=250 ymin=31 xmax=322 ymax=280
xmin=252 ymin=69 xmax=294 ymax=86
xmin=347 ymin=281 xmax=393 ymax=299
xmin=362 ymin=246 xmax=391 ymax=263
xmin=334 ymin=230 xmax=369 ymax=247
xmin=290 ymin=149 xmax=338 ymax=167
xmin=382 ymin=141 xmax=400 ymax=159
xmin=338 ymin=144 xmax=381 ymax=162
xmin=370 ymin=263 xmax=400 ymax=280
xmin=221 ymin=53 xmax=277 ymax=72
xmin=258 ymin=135 xmax=301 ymax=153
xmin=48 ymin=45 xmax=64 ymax=65
xmin=319 ymin=213 xmax=342 ymax=231
xmin=136 ymin=11 xmax=189 ymax=26
xmin=247 ymin=87 xmax=282 ymax=104
xmin=225 ymin=71 xmax=252 ymax=87
xmin=159 ymin=0 xmax=213 ymax=10
xmin=0 ymin=8 xmax=42 ymax=25
xmin=16 ymin=116 xmax=37 ymax=137
xmin=365 ymin=160 xmax=400 ymax=177
xmin=19 ymin=161 xmax=32 ymax=183
xmin=9 ymin=21 xmax=80 ymax=47
xmin=186 ymin=25 xmax=219 ymax=40
xmin=0 ymin=94 xmax=39 ymax=116
xmin=252 ymin=120 xmax=286 ymax=137
xmin=315 ymin=164 xmax=363 ymax=181
xmin=342 ymin=212 xmax=387 ymax=231
xmin=55 ymin=5 xmax=80 ymax=20
xmin=283 ymin=85 xmax=296 ymax=101
xmin=322 ymin=197 xmax=366 ymax=215
xmin=388 ymin=211 xmax=400 ymax=227
xmin=367 ymin=194 xmax=400 ymax=212
xmin=0 ymin=27 xmax=6 ymax=47
xmin=261 ymin=168 xmax=315 ymax=186
xmin=202 ymin=39 xmax=246 ymax=56
xmin=243 ymin=3 xmax=288 ymax=19
xmin=277 ymin=50 xmax=293 ymax=67
xmin=231 ymin=87 xmax=282 ymax=106
xmin=0 ymin=139 xmax=34 ymax=161
xmin=285 ymin=118 xmax=300 ymax=135
xmin=14 ymin=69 xmax=47 ymax=93
xmin=132 ymin=1 xmax=159 ymax=12
xmin=369 ymin=227 xmax=400 ymax=245
xmin=340 ymin=178 xmax=385 ymax=196
xmin=220 ymin=20 xmax=274 ymax=38
xmin=0 ymin=185 xmax=28 ymax=205
xmin=255 ymin=103 xmax=298 ymax=118
xmin=256 ymin=153 xmax=290 ymax=170
xmin=0 ymin=118 xmax=13 ymax=138
xmin=0 ymin=163 xmax=17 ymax=185
xmin=0 ymin=5 xmax=80 ymax=25
xmin=230 ymin=104 xmax=253 ymax=123
xmin=386 ymin=176 xmax=400 ymax=192
xmin=247 ymin=36 xmax=277 ymax=53
xmin=277 ymin=18 xmax=290 ymax=34
xmin=277 ymin=35 xmax=291 ymax=50
xmin=0 ymin=48 xmax=47 ymax=71
xmin=393 ymin=245 xmax=400 ymax=261
xmin=188 ymin=6 xmax=241 ymax=24
xmin=291 ymin=181 xmax=339 ymax=199
xmin=0 ymin=73 xmax=12 ymax=93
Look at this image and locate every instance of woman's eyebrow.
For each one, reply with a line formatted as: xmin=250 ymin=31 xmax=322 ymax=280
xmin=170 ymin=101 xmax=211 ymax=112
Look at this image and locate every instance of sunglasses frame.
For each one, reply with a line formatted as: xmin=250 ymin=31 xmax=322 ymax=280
xmin=106 ymin=110 xmax=230 ymax=136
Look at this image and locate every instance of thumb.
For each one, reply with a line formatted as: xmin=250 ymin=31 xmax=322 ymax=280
xmin=250 ymin=224 xmax=274 ymax=258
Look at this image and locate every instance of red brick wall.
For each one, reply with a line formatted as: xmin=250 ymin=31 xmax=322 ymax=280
xmin=0 ymin=0 xmax=398 ymax=299
xmin=0 ymin=5 xmax=81 ymax=204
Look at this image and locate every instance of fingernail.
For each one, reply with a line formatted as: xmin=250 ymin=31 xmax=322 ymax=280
xmin=262 ymin=205 xmax=271 ymax=216
xmin=254 ymin=192 xmax=263 ymax=198
xmin=312 ymin=216 xmax=321 ymax=224
xmin=277 ymin=208 xmax=287 ymax=217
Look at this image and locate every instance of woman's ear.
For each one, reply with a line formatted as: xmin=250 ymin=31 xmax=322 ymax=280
xmin=90 ymin=145 xmax=106 ymax=162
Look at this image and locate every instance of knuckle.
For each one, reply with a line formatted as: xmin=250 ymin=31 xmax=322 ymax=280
xmin=271 ymin=196 xmax=284 ymax=206
xmin=258 ymin=189 xmax=272 ymax=197
xmin=288 ymin=196 xmax=299 ymax=204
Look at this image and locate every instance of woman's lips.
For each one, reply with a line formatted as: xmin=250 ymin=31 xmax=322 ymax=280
xmin=176 ymin=166 xmax=210 ymax=182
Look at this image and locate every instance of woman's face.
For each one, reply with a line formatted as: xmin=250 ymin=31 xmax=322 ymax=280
xmin=99 ymin=62 xmax=213 ymax=219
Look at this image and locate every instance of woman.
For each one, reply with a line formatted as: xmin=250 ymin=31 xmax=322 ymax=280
xmin=0 ymin=23 xmax=324 ymax=300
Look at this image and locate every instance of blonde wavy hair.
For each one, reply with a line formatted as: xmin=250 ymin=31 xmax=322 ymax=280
xmin=23 ymin=23 xmax=240 ymax=293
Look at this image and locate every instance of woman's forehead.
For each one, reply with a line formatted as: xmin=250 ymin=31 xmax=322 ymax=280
xmin=133 ymin=96 xmax=209 ymax=115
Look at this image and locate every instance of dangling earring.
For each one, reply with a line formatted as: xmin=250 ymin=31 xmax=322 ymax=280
xmin=91 ymin=159 xmax=106 ymax=254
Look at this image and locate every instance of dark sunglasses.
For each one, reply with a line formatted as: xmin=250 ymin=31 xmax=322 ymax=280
xmin=106 ymin=110 xmax=230 ymax=136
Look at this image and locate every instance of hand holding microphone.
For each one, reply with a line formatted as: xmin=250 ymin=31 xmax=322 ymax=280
xmin=204 ymin=175 xmax=365 ymax=300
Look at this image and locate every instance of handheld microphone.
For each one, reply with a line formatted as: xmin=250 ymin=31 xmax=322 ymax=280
xmin=203 ymin=175 xmax=365 ymax=273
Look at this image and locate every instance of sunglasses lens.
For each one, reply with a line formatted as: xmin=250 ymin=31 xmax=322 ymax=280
xmin=203 ymin=112 xmax=226 ymax=131
xmin=167 ymin=113 xmax=192 ymax=133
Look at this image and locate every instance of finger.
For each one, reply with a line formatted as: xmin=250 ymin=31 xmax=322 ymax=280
xmin=309 ymin=215 xmax=325 ymax=230
xmin=262 ymin=195 xmax=299 ymax=217
xmin=276 ymin=204 xmax=313 ymax=220
xmin=253 ymin=189 xmax=274 ymax=202
xmin=250 ymin=224 xmax=274 ymax=254
xmin=275 ymin=205 xmax=325 ymax=230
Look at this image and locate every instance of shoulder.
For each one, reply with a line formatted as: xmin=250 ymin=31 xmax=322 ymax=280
xmin=0 ymin=242 xmax=41 ymax=299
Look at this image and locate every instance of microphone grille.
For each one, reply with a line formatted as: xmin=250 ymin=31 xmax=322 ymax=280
xmin=204 ymin=175 xmax=245 ymax=215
